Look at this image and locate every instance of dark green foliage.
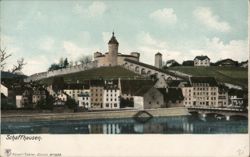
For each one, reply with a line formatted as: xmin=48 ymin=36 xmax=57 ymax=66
xmin=35 ymin=95 xmax=54 ymax=110
xmin=169 ymin=66 xmax=248 ymax=88
xmin=40 ymin=66 xmax=141 ymax=85
xmin=120 ymin=97 xmax=134 ymax=108
xmin=48 ymin=63 xmax=61 ymax=71
xmin=65 ymin=97 xmax=78 ymax=110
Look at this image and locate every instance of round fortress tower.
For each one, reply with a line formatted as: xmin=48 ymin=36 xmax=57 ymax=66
xmin=107 ymin=32 xmax=119 ymax=66
xmin=155 ymin=52 xmax=162 ymax=68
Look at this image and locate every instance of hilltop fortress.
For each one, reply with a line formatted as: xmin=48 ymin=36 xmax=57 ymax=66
xmin=25 ymin=32 xmax=189 ymax=82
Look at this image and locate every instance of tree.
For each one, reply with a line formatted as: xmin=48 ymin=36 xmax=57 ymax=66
xmin=65 ymin=97 xmax=78 ymax=110
xmin=79 ymin=55 xmax=92 ymax=64
xmin=0 ymin=47 xmax=11 ymax=70
xmin=11 ymin=58 xmax=26 ymax=73
xmin=48 ymin=63 xmax=61 ymax=71
xmin=0 ymin=47 xmax=26 ymax=73
xmin=63 ymin=58 xmax=69 ymax=68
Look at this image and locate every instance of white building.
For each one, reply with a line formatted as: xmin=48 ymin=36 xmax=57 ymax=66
xmin=194 ymin=56 xmax=210 ymax=66
xmin=78 ymin=93 xmax=91 ymax=109
xmin=63 ymin=83 xmax=90 ymax=102
xmin=182 ymin=77 xmax=220 ymax=107
xmin=0 ymin=83 xmax=8 ymax=97
xmin=16 ymin=95 xmax=23 ymax=108
xmin=133 ymin=96 xmax=144 ymax=110
xmin=102 ymin=85 xmax=120 ymax=109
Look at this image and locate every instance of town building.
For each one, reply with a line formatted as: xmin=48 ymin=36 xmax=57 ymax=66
xmin=78 ymin=93 xmax=91 ymax=109
xmin=0 ymin=83 xmax=8 ymax=97
xmin=102 ymin=81 xmax=120 ymax=109
xmin=133 ymin=86 xmax=165 ymax=109
xmin=32 ymin=87 xmax=47 ymax=104
xmin=194 ymin=55 xmax=210 ymax=66
xmin=215 ymin=58 xmax=238 ymax=67
xmin=90 ymin=80 xmax=104 ymax=108
xmin=63 ymin=83 xmax=90 ymax=102
xmin=182 ymin=77 xmax=219 ymax=107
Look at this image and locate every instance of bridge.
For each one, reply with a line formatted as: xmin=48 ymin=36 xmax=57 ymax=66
xmin=188 ymin=106 xmax=248 ymax=120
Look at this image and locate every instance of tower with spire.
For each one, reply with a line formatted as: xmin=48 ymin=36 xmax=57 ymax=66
xmin=107 ymin=32 xmax=119 ymax=66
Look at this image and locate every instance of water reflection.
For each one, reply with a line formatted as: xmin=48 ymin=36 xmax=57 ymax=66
xmin=1 ymin=115 xmax=248 ymax=134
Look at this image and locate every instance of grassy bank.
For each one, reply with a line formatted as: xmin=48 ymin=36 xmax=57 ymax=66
xmin=169 ymin=66 xmax=248 ymax=88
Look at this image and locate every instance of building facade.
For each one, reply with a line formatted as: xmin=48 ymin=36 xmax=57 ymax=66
xmin=102 ymin=86 xmax=120 ymax=109
xmin=194 ymin=56 xmax=210 ymax=66
xmin=90 ymin=80 xmax=104 ymax=108
xmin=78 ymin=93 xmax=91 ymax=109
xmin=182 ymin=77 xmax=220 ymax=107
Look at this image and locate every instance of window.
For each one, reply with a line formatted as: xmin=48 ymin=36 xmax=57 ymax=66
xmin=114 ymin=103 xmax=117 ymax=107
xmin=149 ymin=101 xmax=151 ymax=104
xmin=106 ymin=103 xmax=109 ymax=107
xmin=157 ymin=101 xmax=159 ymax=104
xmin=106 ymin=98 xmax=108 ymax=101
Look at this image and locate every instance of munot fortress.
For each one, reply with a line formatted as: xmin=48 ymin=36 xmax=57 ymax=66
xmin=25 ymin=32 xmax=189 ymax=82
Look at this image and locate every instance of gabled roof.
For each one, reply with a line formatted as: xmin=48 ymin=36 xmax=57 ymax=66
xmin=190 ymin=77 xmax=218 ymax=86
xmin=194 ymin=55 xmax=210 ymax=61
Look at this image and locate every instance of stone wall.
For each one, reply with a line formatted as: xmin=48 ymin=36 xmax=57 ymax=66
xmin=24 ymin=61 xmax=98 ymax=82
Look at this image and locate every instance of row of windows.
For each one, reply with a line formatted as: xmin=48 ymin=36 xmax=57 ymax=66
xmin=105 ymin=103 xmax=118 ymax=108
xmin=105 ymin=98 xmax=118 ymax=102
xmin=193 ymin=92 xmax=217 ymax=96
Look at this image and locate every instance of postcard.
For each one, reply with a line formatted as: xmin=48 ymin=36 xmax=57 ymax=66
xmin=0 ymin=0 xmax=249 ymax=156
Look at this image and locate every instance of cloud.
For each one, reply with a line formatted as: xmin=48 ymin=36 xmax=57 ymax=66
xmin=193 ymin=7 xmax=231 ymax=32
xmin=23 ymin=56 xmax=50 ymax=75
xmin=149 ymin=8 xmax=177 ymax=25
xmin=134 ymin=32 xmax=169 ymax=65
xmin=192 ymin=37 xmax=247 ymax=61
xmin=39 ymin=37 xmax=55 ymax=51
xmin=73 ymin=1 xmax=107 ymax=17
xmin=62 ymin=41 xmax=95 ymax=61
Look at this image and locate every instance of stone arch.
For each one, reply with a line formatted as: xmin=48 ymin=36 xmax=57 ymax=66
xmin=135 ymin=66 xmax=140 ymax=73
xmin=147 ymin=70 xmax=151 ymax=75
xmin=141 ymin=68 xmax=146 ymax=75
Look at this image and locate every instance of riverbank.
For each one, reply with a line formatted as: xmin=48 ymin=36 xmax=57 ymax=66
xmin=1 ymin=107 xmax=190 ymax=123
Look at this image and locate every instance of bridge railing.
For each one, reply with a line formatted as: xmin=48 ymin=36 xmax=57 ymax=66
xmin=188 ymin=106 xmax=245 ymax=112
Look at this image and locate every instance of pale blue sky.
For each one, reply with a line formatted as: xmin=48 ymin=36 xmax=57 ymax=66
xmin=0 ymin=0 xmax=248 ymax=75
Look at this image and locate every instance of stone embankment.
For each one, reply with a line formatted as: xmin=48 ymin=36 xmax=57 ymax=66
xmin=1 ymin=107 xmax=190 ymax=122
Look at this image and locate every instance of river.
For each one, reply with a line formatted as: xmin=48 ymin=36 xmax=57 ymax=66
xmin=1 ymin=115 xmax=247 ymax=134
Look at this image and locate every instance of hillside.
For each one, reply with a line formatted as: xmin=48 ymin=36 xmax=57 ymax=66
xmin=39 ymin=66 xmax=142 ymax=84
xmin=169 ymin=66 xmax=248 ymax=88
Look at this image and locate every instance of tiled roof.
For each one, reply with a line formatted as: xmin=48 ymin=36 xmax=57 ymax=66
xmin=63 ymin=83 xmax=89 ymax=90
xmin=90 ymin=80 xmax=104 ymax=86
xmin=194 ymin=55 xmax=210 ymax=61
xmin=134 ymin=85 xmax=154 ymax=96
xmin=190 ymin=77 xmax=218 ymax=86
xmin=120 ymin=79 xmax=154 ymax=95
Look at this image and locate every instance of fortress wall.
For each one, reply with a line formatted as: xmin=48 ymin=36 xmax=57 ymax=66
xmin=24 ymin=61 xmax=98 ymax=82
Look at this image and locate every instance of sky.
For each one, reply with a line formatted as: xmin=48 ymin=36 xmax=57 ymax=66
xmin=0 ymin=0 xmax=248 ymax=75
